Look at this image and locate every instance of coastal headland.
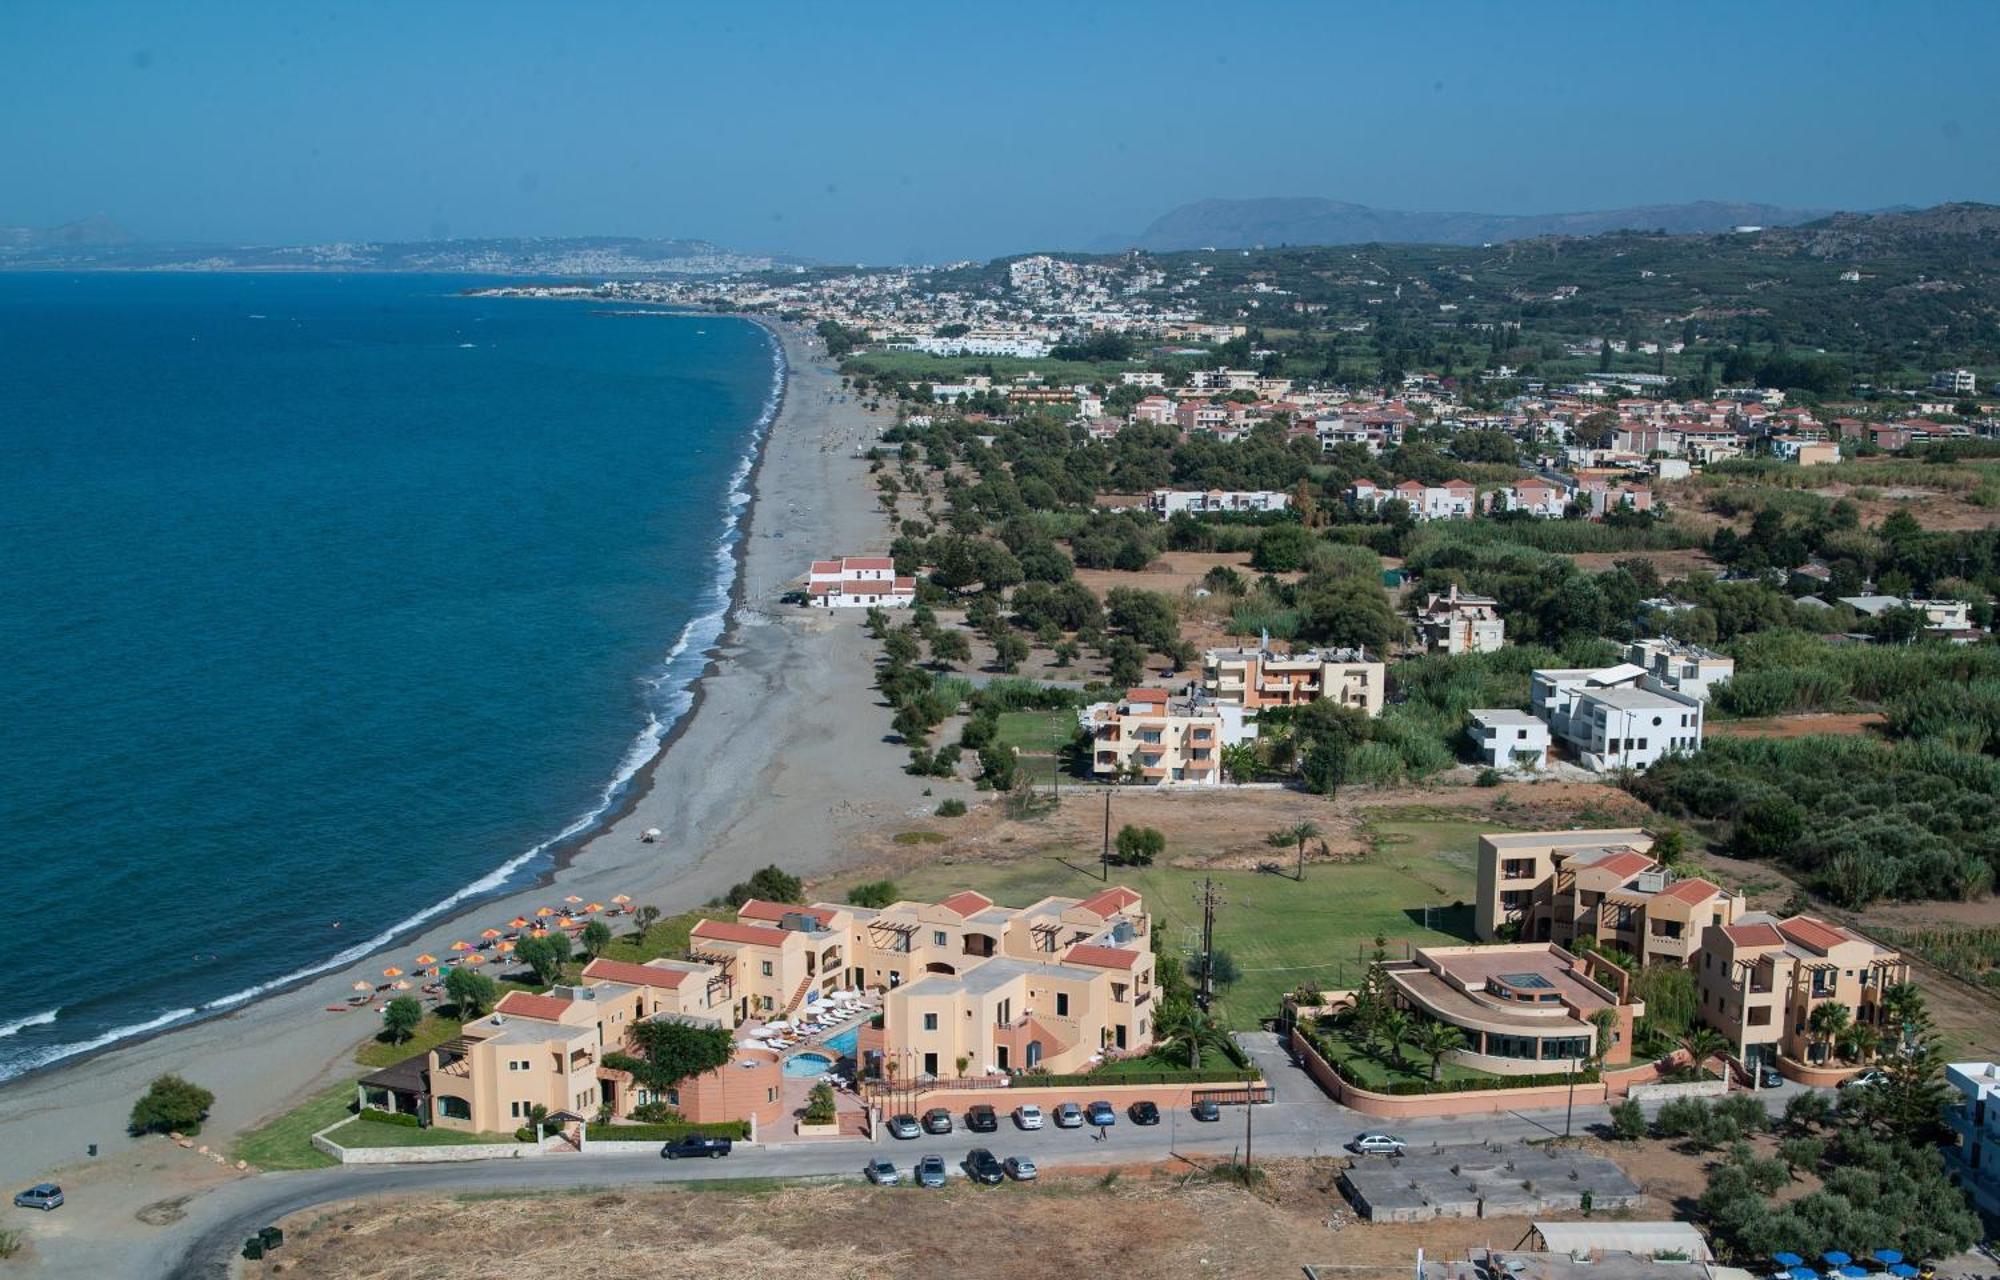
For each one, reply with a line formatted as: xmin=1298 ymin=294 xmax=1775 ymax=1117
xmin=0 ymin=317 xmax=936 ymax=1276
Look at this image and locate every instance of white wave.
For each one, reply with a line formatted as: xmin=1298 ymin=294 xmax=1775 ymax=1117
xmin=0 ymin=319 xmax=789 ymax=1087
xmin=0 ymin=1008 xmax=58 ymax=1039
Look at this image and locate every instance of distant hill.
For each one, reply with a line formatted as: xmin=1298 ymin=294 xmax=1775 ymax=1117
xmin=0 ymin=214 xmax=134 ymax=249
xmin=0 ymin=232 xmax=811 ymax=276
xmin=1096 ymin=197 xmax=1831 ymax=251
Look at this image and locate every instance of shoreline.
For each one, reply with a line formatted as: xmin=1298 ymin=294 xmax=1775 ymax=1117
xmin=0 ymin=311 xmax=927 ymax=1230
xmin=0 ymin=311 xmax=786 ymax=1091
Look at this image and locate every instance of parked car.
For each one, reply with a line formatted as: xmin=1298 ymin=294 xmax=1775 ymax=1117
xmin=966 ymin=1104 xmax=998 ymax=1133
xmin=964 ymin=1147 xmax=1005 ymax=1185
xmin=12 ymin=1184 xmax=62 ymax=1211
xmin=864 ymin=1159 xmax=901 ymax=1186
xmin=886 ymin=1113 xmax=921 ymax=1140
xmin=1053 ymin=1102 xmax=1085 ymax=1129
xmin=662 ymin=1135 xmax=732 ymax=1160
xmin=1128 ymin=1100 xmax=1161 ymax=1125
xmin=1192 ymin=1099 xmax=1222 ymax=1122
xmin=1085 ymin=1100 xmax=1117 ymax=1127
xmin=1014 ymin=1104 xmax=1045 ymax=1130
xmin=1004 ymin=1155 xmax=1039 ymax=1181
xmin=1840 ymin=1069 xmax=1887 ymax=1090
xmin=922 ymin=1108 xmax=954 ymax=1135
xmin=915 ymin=1155 xmax=947 ymax=1188
xmin=1350 ymin=1132 xmax=1406 ymax=1155
xmin=1756 ymin=1065 xmax=1783 ymax=1089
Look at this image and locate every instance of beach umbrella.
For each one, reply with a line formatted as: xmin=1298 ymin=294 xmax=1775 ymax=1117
xmin=509 ymin=916 xmax=529 ymax=928
xmin=612 ymin=894 xmax=632 ymax=905
xmin=1873 ymin=1255 xmax=1903 ymax=1268
xmin=480 ymin=928 xmax=502 ymax=939
xmin=564 ymin=895 xmax=583 ymax=905
xmin=585 ymin=903 xmax=603 ymax=913
xmin=391 ymin=980 xmax=412 ymax=991
xmin=497 ymin=940 xmax=515 ymax=953
xmin=463 ymin=953 xmax=486 ymax=965
xmin=1824 ymin=1255 xmax=1852 ymax=1269
xmin=1888 ymin=1266 xmax=1918 ymax=1277
xmin=449 ymin=940 xmax=473 ymax=952
xmin=1774 ymin=1257 xmax=1805 ymax=1270
xmin=351 ymin=980 xmax=373 ymax=992
xmin=530 ymin=927 xmax=548 ymax=937
xmin=1839 ymin=1267 xmax=1867 ymax=1277
xmin=414 ymin=953 xmax=437 ymax=966
xmin=535 ymin=907 xmax=555 ymax=918
xmin=382 ymin=967 xmax=404 ymax=978
xmin=1788 ymin=1268 xmax=1819 ymax=1280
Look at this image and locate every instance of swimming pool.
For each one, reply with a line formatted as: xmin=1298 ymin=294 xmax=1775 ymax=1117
xmin=783 ymin=1051 xmax=835 ymax=1078
xmin=823 ymin=1025 xmax=859 ymax=1057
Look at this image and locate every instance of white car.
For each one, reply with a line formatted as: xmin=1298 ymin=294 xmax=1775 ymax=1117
xmin=1014 ymin=1105 xmax=1044 ymax=1130
xmin=1351 ymin=1132 xmax=1406 ymax=1155
xmin=1839 ymin=1069 xmax=1887 ymax=1090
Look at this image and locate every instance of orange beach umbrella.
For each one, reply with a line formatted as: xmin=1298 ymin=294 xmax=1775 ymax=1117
xmin=449 ymin=940 xmax=472 ymax=952
xmin=535 ymin=907 xmax=555 ymax=918
xmin=480 ymin=928 xmax=502 ymax=939
xmin=351 ymin=981 xmax=372 ymax=992
xmin=497 ymin=940 xmax=515 ymax=953
xmin=584 ymin=903 xmax=603 ymax=913
xmin=382 ymin=967 xmax=404 ymax=978
xmin=508 ymin=917 xmax=529 ymax=929
xmin=564 ymin=895 xmax=583 ymax=904
xmin=611 ymin=894 xmax=631 ymax=905
xmin=414 ymin=953 xmax=437 ymax=966
xmin=463 ymin=953 xmax=486 ymax=966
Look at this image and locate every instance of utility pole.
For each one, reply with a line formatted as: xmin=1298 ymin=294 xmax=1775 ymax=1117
xmin=1242 ymin=1081 xmax=1254 ymax=1170
xmin=1101 ymin=789 xmax=1112 ymax=882
xmin=1194 ymin=878 xmax=1223 ymax=1012
xmin=1564 ymin=1054 xmax=1578 ymax=1139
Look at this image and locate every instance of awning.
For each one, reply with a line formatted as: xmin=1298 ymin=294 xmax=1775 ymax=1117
xmin=1530 ymin=1222 xmax=1712 ymax=1261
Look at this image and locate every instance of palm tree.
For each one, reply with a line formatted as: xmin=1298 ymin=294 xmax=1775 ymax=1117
xmin=1266 ymin=821 xmax=1323 ymax=881
xmin=1808 ymin=1001 xmax=1851 ymax=1064
xmin=1158 ymin=1003 xmax=1234 ymax=1071
xmin=1682 ymin=1025 xmax=1728 ymax=1072
xmin=1220 ymin=742 xmax=1259 ymax=784
xmin=1408 ymin=1019 xmax=1467 ymax=1083
xmin=1374 ymin=1009 xmax=1414 ymax=1068
xmin=1839 ymin=1024 xmax=1881 ymax=1064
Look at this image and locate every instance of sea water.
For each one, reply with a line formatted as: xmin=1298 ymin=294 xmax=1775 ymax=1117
xmin=0 ymin=273 xmax=778 ymax=1080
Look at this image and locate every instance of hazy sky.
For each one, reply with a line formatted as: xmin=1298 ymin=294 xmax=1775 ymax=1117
xmin=4 ymin=0 xmax=1997 ymax=263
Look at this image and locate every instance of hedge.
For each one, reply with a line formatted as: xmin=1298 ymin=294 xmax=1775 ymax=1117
xmin=584 ymin=1119 xmax=749 ymax=1143
xmin=355 ymin=1108 xmax=422 ymax=1128
xmin=1012 ymin=1068 xmax=1261 ymax=1088
xmin=1297 ymin=1027 xmax=1598 ymax=1096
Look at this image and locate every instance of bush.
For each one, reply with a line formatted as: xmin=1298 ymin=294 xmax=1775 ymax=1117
xmin=584 ymin=1119 xmax=749 ymax=1143
xmin=356 ymin=1108 xmax=422 ymax=1128
xmin=847 ymin=879 xmax=899 ymax=908
xmin=1609 ymin=1097 xmax=1648 ymax=1140
xmin=935 ymin=798 xmax=967 ymax=817
xmin=803 ymin=1082 xmax=837 ymax=1125
xmin=725 ymin=864 xmax=803 ymax=907
xmin=129 ymin=1074 xmax=216 ymax=1137
xmin=1112 ymin=824 xmax=1165 ymax=866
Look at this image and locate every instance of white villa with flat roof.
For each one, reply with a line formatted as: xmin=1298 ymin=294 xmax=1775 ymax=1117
xmin=806 ymin=556 xmax=916 ymax=609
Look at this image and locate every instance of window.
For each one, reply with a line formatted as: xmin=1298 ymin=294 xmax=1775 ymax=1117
xmin=760 ymin=961 xmax=773 ymax=977
xmin=923 ymin=1013 xmax=938 ymax=1031
xmin=1055 ymin=992 xmax=1070 ymax=1017
xmin=438 ymin=1097 xmax=471 ymax=1121
xmin=933 ymin=931 xmax=948 ymax=947
xmin=1502 ymin=858 xmax=1537 ymax=880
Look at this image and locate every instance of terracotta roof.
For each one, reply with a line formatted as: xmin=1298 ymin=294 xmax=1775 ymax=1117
xmin=809 ymin=560 xmax=842 ymax=574
xmin=1577 ymin=849 xmax=1656 ymax=880
xmin=581 ymin=958 xmax=691 ymax=989
xmin=1778 ymin=915 xmax=1851 ymax=954
xmin=939 ymin=890 xmax=994 ymax=918
xmin=495 ymin=991 xmax=573 ymax=1021
xmin=843 ymin=556 xmax=894 ymax=571
xmin=690 ymin=919 xmax=792 ymax=947
xmin=1065 ymin=944 xmax=1142 ymax=971
xmin=1655 ymin=877 xmax=1721 ymax=905
xmin=1443 ymin=479 xmax=1475 ymax=490
xmin=738 ymin=899 xmax=837 ymax=927
xmin=1723 ymin=922 xmax=1785 ymax=948
xmin=1076 ymin=886 xmax=1142 ymax=918
xmin=1125 ymin=687 xmax=1171 ymax=703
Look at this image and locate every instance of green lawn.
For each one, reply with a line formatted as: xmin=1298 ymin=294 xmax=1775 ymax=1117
xmin=355 ymin=1012 xmax=468 ymax=1069
xmin=231 ymin=1080 xmax=356 ymax=1170
xmin=323 ymin=1117 xmax=524 ymax=1149
xmin=1303 ymin=1018 xmax=1498 ymax=1089
xmin=833 ymin=812 xmax=1486 ymax=1030
xmin=995 ymin=709 xmax=1077 ymax=757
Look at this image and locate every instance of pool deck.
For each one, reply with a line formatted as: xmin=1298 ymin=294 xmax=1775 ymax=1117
xmin=743 ymin=1001 xmax=874 ymax=1138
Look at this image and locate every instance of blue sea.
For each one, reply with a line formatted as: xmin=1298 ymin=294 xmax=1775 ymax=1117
xmin=0 ymin=273 xmax=779 ymax=1081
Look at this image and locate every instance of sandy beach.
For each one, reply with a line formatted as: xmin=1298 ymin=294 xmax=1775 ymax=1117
xmin=0 ymin=318 xmax=937 ymax=1272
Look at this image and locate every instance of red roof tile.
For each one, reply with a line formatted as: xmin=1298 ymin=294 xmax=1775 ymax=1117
xmin=1778 ymin=916 xmax=1850 ymax=953
xmin=939 ymin=890 xmax=994 ymax=918
xmin=1655 ymin=877 xmax=1721 ymax=905
xmin=843 ymin=556 xmax=894 ymax=571
xmin=1579 ymin=849 xmax=1656 ymax=880
xmin=1723 ymin=922 xmax=1785 ymax=948
xmin=495 ymin=990 xmax=573 ymax=1021
xmin=1076 ymin=886 xmax=1142 ymax=918
xmin=581 ymin=958 xmax=691 ymax=989
xmin=691 ymin=919 xmax=792 ymax=947
xmin=1125 ymin=687 xmax=1171 ymax=703
xmin=1065 ymin=944 xmax=1142 ymax=971
xmin=809 ymin=560 xmax=842 ymax=574
xmin=738 ymin=899 xmax=837 ymax=927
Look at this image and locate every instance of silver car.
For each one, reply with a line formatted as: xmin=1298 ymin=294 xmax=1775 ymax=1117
xmin=915 ymin=1155 xmax=948 ymax=1188
xmin=1053 ymin=1101 xmax=1084 ymax=1128
xmin=1014 ymin=1104 xmax=1044 ymax=1130
xmin=863 ymin=1159 xmax=900 ymax=1186
xmin=1004 ymin=1155 xmax=1038 ymax=1181
xmin=1351 ymin=1132 xmax=1406 ymax=1155
xmin=12 ymin=1183 xmax=62 ymax=1211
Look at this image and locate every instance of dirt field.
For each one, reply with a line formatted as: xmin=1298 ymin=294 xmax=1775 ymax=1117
xmin=250 ymin=1143 xmax=1712 ymax=1280
xmin=1073 ymin=549 xmax=1303 ymax=602
xmin=1569 ymin=547 xmax=1720 ymax=578
xmin=1707 ymin=713 xmax=1885 ymax=739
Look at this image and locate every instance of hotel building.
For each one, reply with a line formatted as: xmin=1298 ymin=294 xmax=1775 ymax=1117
xmin=1201 ymin=644 xmax=1384 ymax=715
xmin=1078 ymin=686 xmax=1255 ymax=785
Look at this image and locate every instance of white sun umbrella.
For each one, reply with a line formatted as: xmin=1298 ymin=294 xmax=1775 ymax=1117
xmin=746 ymin=1026 xmax=771 ymax=1040
xmin=766 ymin=1018 xmax=792 ymax=1031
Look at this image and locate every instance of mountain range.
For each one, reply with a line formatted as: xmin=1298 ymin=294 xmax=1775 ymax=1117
xmin=1092 ymin=197 xmax=1834 ymax=252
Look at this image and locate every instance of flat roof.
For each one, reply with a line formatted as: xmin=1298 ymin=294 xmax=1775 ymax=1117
xmin=1581 ymin=686 xmax=1686 ymax=710
xmin=1471 ymin=709 xmax=1543 ymax=726
xmin=903 ymin=956 xmax=1101 ymax=997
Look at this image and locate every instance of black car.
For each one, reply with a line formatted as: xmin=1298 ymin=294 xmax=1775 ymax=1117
xmin=922 ymin=1108 xmax=955 ymax=1135
xmin=1191 ymin=1099 xmax=1222 ymax=1122
xmin=1128 ymin=1100 xmax=1162 ymax=1125
xmin=662 ymin=1135 xmax=732 ymax=1160
xmin=964 ymin=1147 xmax=1005 ymax=1185
xmin=1756 ymin=1065 xmax=1783 ymax=1089
xmin=965 ymin=1104 xmax=998 ymax=1133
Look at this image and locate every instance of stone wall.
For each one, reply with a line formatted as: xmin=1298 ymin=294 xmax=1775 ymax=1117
xmin=1290 ymin=1026 xmax=1607 ymax=1119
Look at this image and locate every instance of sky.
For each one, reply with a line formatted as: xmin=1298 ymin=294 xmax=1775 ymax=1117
xmin=3 ymin=0 xmax=1998 ymax=264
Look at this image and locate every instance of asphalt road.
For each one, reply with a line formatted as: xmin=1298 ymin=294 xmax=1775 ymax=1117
xmin=145 ymin=1033 xmax=1807 ymax=1279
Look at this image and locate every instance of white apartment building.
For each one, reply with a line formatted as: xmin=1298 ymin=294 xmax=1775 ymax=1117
xmin=1469 ymin=709 xmax=1550 ymax=770
xmin=1490 ymin=478 xmax=1569 ymax=518
xmin=1932 ymin=369 xmax=1977 ymax=396
xmin=1119 ymin=370 xmax=1166 ymax=388
xmin=806 ymin=556 xmax=916 ymax=609
xmin=1145 ymin=489 xmax=1291 ymax=519
xmin=1349 ymin=478 xmax=1477 ymax=521
xmin=1838 ymin=596 xmax=1974 ymax=632
xmin=1077 ymin=687 xmax=1254 ymax=786
xmin=1624 ymin=638 xmax=1735 ymax=702
xmin=1414 ymin=585 xmax=1506 ymax=655
xmin=1946 ymin=1061 xmax=2000 ymax=1214
xmin=1531 ymin=663 xmax=1702 ymax=772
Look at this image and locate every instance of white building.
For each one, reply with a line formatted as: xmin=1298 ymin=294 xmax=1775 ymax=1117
xmin=1414 ymin=585 xmax=1506 ymax=655
xmin=1119 ymin=370 xmax=1166 ymax=388
xmin=1839 ymin=595 xmax=1974 ymax=632
xmin=1932 ymin=369 xmax=1978 ymax=396
xmin=1531 ymin=663 xmax=1702 ymax=772
xmin=1490 ymin=478 xmax=1569 ymax=518
xmin=1625 ymin=638 xmax=1735 ymax=702
xmin=806 ymin=556 xmax=916 ymax=609
xmin=1146 ymin=489 xmax=1291 ymax=519
xmin=1946 ymin=1061 xmax=2000 ymax=1215
xmin=1469 ymin=709 xmax=1550 ymax=771
xmin=1077 ymin=687 xmax=1256 ymax=786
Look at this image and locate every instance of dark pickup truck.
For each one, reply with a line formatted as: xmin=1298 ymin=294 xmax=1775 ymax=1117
xmin=662 ymin=1135 xmax=733 ymax=1160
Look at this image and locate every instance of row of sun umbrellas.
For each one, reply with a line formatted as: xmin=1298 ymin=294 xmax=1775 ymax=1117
xmin=379 ymin=893 xmax=636 ymax=980
xmin=1774 ymin=1251 xmax=1919 ymax=1279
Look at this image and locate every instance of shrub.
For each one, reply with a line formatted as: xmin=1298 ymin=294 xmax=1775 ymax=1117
xmin=1608 ymin=1097 xmax=1648 ymax=1140
xmin=803 ymin=1082 xmax=837 ymax=1125
xmin=847 ymin=879 xmax=899 ymax=908
xmin=356 ymin=1108 xmax=422 ymax=1128
xmin=935 ymin=798 xmax=967 ymax=817
xmin=129 ymin=1074 xmax=216 ymax=1137
xmin=1112 ymin=824 xmax=1165 ymax=866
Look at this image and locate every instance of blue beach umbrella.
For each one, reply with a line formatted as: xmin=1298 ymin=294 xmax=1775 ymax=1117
xmin=1873 ymin=1254 xmax=1903 ymax=1268
xmin=1789 ymin=1267 xmax=1820 ymax=1280
xmin=1823 ymin=1256 xmax=1852 ymax=1269
xmin=1888 ymin=1266 xmax=1918 ymax=1277
xmin=1774 ymin=1257 xmax=1805 ymax=1270
xmin=1839 ymin=1266 xmax=1867 ymax=1277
